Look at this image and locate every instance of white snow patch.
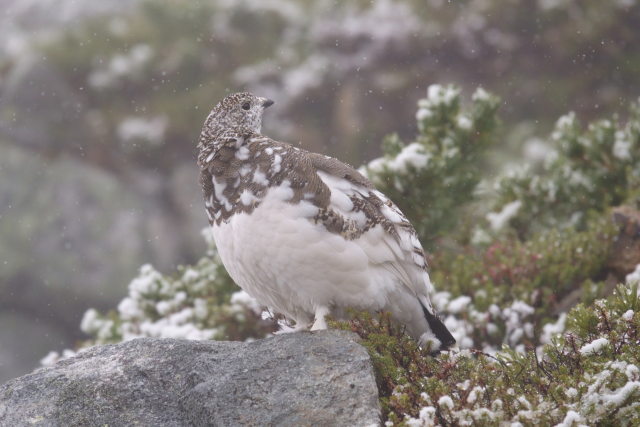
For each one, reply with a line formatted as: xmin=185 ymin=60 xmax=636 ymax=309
xmin=117 ymin=297 xmax=143 ymax=320
xmin=456 ymin=114 xmax=472 ymax=130
xmin=230 ymin=290 xmax=262 ymax=315
xmin=117 ymin=116 xmax=168 ymax=146
xmin=415 ymin=85 xmax=460 ymax=130
xmin=438 ymin=395 xmax=454 ymax=409
xmin=472 ymin=87 xmax=491 ymax=102
xmin=405 ymin=406 xmax=437 ymax=426
xmin=366 ymin=142 xmax=431 ymax=176
xmin=40 ymin=349 xmax=77 ymax=367
xmin=486 ymin=200 xmax=522 ymax=231
xmin=129 ymin=264 xmax=165 ymax=297
xmin=625 ymin=264 xmax=640 ymax=288
xmin=580 ymin=337 xmax=609 ymax=356
xmin=419 ymin=332 xmax=441 ymax=352
xmin=523 ymin=138 xmax=554 ymax=163
xmin=554 ymin=410 xmax=585 ymax=427
xmin=613 ymin=131 xmax=632 ymax=160
xmin=540 ymin=313 xmax=567 ymax=345
xmin=427 ymin=84 xmax=457 ymax=105
xmin=89 ymin=44 xmax=154 ymax=89
xmin=552 ymin=112 xmax=576 ymax=140
xmin=193 ymin=298 xmax=208 ymax=319
xmin=448 ymin=295 xmax=472 ymax=314
xmin=565 ymin=387 xmax=578 ymax=398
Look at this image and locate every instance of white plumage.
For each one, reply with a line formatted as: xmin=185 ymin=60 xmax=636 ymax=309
xmin=198 ymin=92 xmax=455 ymax=350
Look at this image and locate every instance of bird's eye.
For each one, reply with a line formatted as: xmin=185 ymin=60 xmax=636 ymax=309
xmin=242 ymin=102 xmax=251 ymax=110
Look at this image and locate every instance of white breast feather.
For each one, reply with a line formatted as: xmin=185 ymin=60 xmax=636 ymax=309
xmin=211 ymin=168 xmax=438 ymax=344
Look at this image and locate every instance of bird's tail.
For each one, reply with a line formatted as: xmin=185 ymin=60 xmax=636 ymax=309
xmin=419 ymin=299 xmax=456 ymax=351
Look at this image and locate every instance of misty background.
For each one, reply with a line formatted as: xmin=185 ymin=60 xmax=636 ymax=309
xmin=1 ymin=0 xmax=638 ymax=383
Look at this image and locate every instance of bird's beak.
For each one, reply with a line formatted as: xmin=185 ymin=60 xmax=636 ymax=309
xmin=262 ymin=98 xmax=274 ymax=108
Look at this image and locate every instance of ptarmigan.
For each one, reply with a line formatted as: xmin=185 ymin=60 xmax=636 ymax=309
xmin=197 ymin=92 xmax=455 ymax=350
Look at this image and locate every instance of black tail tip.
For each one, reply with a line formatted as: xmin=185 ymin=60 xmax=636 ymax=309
xmin=420 ymin=302 xmax=456 ymax=351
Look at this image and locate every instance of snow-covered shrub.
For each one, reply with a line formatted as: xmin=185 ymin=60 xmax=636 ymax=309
xmin=488 ymin=100 xmax=640 ymax=236
xmin=70 ymin=231 xmax=274 ymax=350
xmin=363 ymin=84 xmax=500 ymax=247
xmin=428 ymin=215 xmax=616 ymax=351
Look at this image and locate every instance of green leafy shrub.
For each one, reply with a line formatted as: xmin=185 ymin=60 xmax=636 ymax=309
xmin=427 ymin=214 xmax=616 ymax=353
xmin=488 ymin=101 xmax=640 ymax=237
xmin=334 ymin=279 xmax=639 ymax=425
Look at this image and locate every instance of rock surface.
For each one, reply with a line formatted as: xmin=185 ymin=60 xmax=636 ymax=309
xmin=609 ymin=205 xmax=640 ymax=279
xmin=0 ymin=330 xmax=380 ymax=426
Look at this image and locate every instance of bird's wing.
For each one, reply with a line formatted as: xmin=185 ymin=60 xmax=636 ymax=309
xmin=307 ymin=152 xmax=437 ymax=314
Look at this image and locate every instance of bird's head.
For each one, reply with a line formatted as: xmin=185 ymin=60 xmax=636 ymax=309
xmin=202 ymin=92 xmax=274 ymax=138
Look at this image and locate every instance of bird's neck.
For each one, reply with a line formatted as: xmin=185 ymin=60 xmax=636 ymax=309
xmin=198 ymin=131 xmax=273 ymax=225
xmin=197 ymin=127 xmax=258 ymax=168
